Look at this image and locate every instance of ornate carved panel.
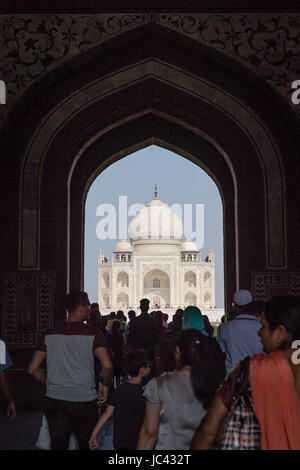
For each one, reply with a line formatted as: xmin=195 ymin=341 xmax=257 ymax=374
xmin=0 ymin=11 xmax=299 ymax=128
xmin=1 ymin=272 xmax=56 ymax=347
xmin=252 ymin=272 xmax=300 ymax=301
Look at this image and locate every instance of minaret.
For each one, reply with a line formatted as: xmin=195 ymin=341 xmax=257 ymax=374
xmin=98 ymin=246 xmax=106 ymax=264
xmin=206 ymin=245 xmax=215 ymax=263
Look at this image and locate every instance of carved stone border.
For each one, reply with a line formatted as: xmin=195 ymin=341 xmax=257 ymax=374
xmin=1 ymin=272 xmax=56 ymax=347
xmin=0 ymin=11 xmax=299 ymax=128
xmin=252 ymin=271 xmax=300 ymax=300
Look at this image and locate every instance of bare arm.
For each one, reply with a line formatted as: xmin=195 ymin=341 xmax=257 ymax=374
xmin=137 ymin=400 xmax=161 ymax=450
xmin=89 ymin=405 xmax=114 ymax=450
xmin=94 ymin=346 xmax=113 ymax=386
xmin=191 ymin=395 xmax=228 ymax=450
xmin=0 ymin=371 xmax=16 ymax=419
xmin=94 ymin=346 xmax=113 ymax=403
xmin=28 ymin=351 xmax=47 ymax=383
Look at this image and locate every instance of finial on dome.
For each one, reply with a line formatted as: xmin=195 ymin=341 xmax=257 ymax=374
xmin=154 ymin=183 xmax=158 ymax=199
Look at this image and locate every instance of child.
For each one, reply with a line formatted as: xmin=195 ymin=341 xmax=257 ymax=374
xmin=89 ymin=350 xmax=150 ymax=450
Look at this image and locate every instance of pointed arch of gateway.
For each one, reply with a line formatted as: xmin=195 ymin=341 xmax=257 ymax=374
xmin=3 ymin=23 xmax=297 ymax=325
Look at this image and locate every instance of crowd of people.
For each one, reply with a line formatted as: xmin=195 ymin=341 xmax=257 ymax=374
xmin=1 ymin=289 xmax=300 ymax=450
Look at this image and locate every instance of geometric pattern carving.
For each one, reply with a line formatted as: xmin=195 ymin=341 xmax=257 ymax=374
xmin=252 ymin=272 xmax=300 ymax=301
xmin=0 ymin=12 xmax=299 ymax=129
xmin=1 ymin=273 xmax=56 ymax=347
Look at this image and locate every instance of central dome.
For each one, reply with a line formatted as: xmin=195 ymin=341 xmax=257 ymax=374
xmin=128 ymin=196 xmax=183 ymax=241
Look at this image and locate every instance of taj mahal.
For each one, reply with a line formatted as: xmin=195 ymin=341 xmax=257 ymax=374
xmin=98 ymin=189 xmax=222 ymax=320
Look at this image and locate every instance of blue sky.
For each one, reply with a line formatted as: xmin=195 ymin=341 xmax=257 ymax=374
xmin=84 ymin=145 xmax=224 ymax=307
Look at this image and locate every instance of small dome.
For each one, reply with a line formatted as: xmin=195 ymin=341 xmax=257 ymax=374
xmin=114 ymin=239 xmax=133 ymax=252
xmin=181 ymin=239 xmax=199 ymax=252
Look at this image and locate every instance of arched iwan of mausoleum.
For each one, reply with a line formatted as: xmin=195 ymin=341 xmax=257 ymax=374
xmin=144 ymin=270 xmax=170 ymax=309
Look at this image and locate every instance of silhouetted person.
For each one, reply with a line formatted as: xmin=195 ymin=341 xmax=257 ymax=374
xmin=126 ymin=299 xmax=157 ymax=369
xmin=110 ymin=321 xmax=124 ymax=388
xmin=28 ymin=289 xmax=113 ymax=450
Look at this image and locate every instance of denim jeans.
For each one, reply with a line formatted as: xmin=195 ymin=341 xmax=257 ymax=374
xmin=44 ymin=397 xmax=98 ymax=450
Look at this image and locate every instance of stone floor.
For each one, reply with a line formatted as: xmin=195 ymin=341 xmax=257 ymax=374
xmin=0 ymin=409 xmax=114 ymax=450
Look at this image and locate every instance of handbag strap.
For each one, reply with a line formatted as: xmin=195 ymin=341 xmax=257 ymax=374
xmin=234 ymin=356 xmax=251 ymax=401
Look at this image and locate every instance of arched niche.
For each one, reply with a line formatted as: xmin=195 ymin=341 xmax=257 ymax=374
xmin=185 ymin=293 xmax=197 ymax=306
xmin=184 ymin=271 xmax=196 ymax=288
xmin=117 ymin=271 xmax=129 ymax=288
xmin=204 ymin=271 xmax=212 ymax=288
xmin=102 ymin=272 xmax=110 ymax=289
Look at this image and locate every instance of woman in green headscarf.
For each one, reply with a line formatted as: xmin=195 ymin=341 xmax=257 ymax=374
xmin=182 ymin=306 xmax=208 ymax=336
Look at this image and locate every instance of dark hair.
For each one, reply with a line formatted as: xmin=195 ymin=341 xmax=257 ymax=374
xmin=128 ymin=310 xmax=136 ymax=321
xmin=122 ymin=350 xmax=149 ymax=377
xmin=109 ymin=311 xmax=116 ymax=319
xmin=117 ymin=310 xmax=125 ymax=320
xmin=111 ymin=320 xmax=121 ymax=335
xmin=65 ymin=289 xmax=89 ymax=313
xmin=264 ymin=296 xmax=300 ymax=343
xmin=154 ymin=311 xmax=163 ymax=323
xmin=90 ymin=303 xmax=99 ymax=309
xmin=140 ymin=298 xmax=150 ymax=312
xmin=235 ymin=302 xmax=255 ymax=315
xmin=171 ymin=313 xmax=182 ymax=333
xmin=175 ymin=308 xmax=184 ymax=317
xmin=203 ymin=315 xmax=214 ymax=337
xmin=175 ymin=329 xmax=226 ymax=409
xmin=153 ymin=311 xmax=163 ymax=339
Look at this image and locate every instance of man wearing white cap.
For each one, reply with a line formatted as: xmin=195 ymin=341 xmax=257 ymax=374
xmin=218 ymin=289 xmax=263 ymax=374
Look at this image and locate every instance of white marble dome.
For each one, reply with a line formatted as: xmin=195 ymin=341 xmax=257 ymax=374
xmin=114 ymin=239 xmax=133 ymax=252
xmin=181 ymin=239 xmax=199 ymax=252
xmin=128 ymin=197 xmax=183 ymax=241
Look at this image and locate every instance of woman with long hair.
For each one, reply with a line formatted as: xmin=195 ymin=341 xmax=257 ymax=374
xmin=192 ymin=296 xmax=300 ymax=450
xmin=137 ymin=328 xmax=225 ymax=449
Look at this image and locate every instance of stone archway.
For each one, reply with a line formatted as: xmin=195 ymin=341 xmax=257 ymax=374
xmin=2 ymin=23 xmax=299 ymax=355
